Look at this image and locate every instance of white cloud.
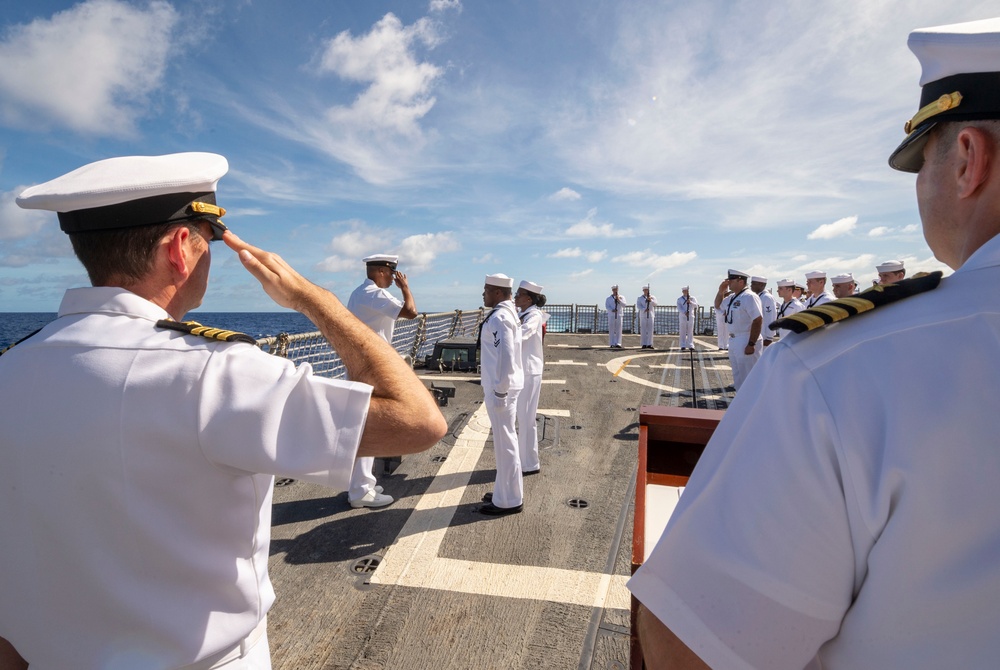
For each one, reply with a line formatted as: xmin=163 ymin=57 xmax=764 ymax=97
xmin=0 ymin=0 xmax=177 ymax=135
xmin=611 ymin=250 xmax=697 ymax=272
xmin=429 ymin=0 xmax=462 ymax=13
xmin=808 ymin=215 xmax=858 ymax=240
xmin=868 ymin=226 xmax=890 ymax=237
xmin=586 ymin=250 xmax=607 ymax=263
xmin=569 ymin=268 xmax=593 ymax=279
xmin=0 ymin=188 xmax=48 ymax=240
xmin=901 ymin=223 xmax=921 ymax=234
xmin=550 ymin=187 xmax=581 ymax=202
xmin=397 ymin=231 xmax=460 ymax=270
xmin=550 ymin=247 xmax=582 ymax=258
xmin=565 ymin=209 xmax=633 ymax=238
xmin=318 ymin=14 xmax=442 ymax=138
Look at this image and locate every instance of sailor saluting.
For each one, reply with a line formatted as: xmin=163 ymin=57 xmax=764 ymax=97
xmin=0 ymin=152 xmax=446 ymax=669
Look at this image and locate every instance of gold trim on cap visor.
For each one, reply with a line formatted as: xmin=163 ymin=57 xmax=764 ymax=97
xmin=904 ymin=91 xmax=962 ymax=134
xmin=190 ymin=201 xmax=226 ymax=218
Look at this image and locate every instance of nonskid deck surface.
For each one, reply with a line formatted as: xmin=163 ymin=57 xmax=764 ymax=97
xmin=267 ymin=334 xmax=733 ymax=669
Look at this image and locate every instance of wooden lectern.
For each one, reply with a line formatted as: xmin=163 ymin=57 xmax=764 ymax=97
xmin=630 ymin=405 xmax=724 ymax=670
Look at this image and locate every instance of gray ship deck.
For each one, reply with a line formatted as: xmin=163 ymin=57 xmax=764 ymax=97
xmin=267 ymin=333 xmax=735 ymax=670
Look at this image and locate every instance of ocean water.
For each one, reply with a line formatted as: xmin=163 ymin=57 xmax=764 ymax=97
xmin=0 ymin=312 xmax=318 ymax=350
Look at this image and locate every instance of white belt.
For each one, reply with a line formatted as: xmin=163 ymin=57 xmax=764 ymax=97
xmin=177 ymin=617 xmax=268 ymax=670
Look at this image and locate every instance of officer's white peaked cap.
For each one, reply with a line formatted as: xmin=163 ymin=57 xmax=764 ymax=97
xmin=16 ymin=152 xmax=230 ymax=240
xmin=364 ymin=254 xmax=399 ymax=269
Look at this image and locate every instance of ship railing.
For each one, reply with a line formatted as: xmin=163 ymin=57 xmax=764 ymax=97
xmin=256 ymin=305 xmax=719 ymax=378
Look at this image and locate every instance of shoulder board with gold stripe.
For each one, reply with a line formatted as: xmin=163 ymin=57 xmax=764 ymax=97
xmin=0 ymin=327 xmax=43 ymax=357
xmin=769 ymin=271 xmax=943 ymax=335
xmin=156 ymin=319 xmax=259 ymax=345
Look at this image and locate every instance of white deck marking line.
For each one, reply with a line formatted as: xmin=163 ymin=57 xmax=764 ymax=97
xmin=370 ymin=403 xmax=628 ymax=609
xmin=537 ymin=409 xmax=571 ymax=417
xmin=605 ymin=353 xmax=685 ymax=393
xmin=541 ymin=379 xmax=567 ymax=384
xmin=549 ymin=360 xmax=589 ymax=366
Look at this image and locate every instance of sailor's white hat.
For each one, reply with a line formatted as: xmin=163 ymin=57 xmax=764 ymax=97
xmin=805 ymin=270 xmax=826 ymax=280
xmin=890 ymin=18 xmax=1000 ymax=172
xmin=680 ymin=285 xmax=688 ymax=291
xmin=876 ymin=259 xmax=905 ymax=273
xmin=611 ymin=284 xmax=619 ymax=289
xmin=776 ymin=278 xmax=795 ymax=288
xmin=364 ymin=254 xmax=399 ymax=269
xmin=751 ymin=275 xmax=767 ymax=284
xmin=727 ymin=269 xmax=749 ymax=279
xmin=16 ymin=152 xmax=230 ymax=240
xmin=831 ymin=273 xmax=856 ymax=284
xmin=518 ymin=279 xmax=543 ymax=294
xmin=486 ymin=273 xmax=513 ymax=288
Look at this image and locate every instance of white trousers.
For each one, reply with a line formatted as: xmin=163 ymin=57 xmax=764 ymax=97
xmin=348 ymin=457 xmax=376 ymax=502
xmin=678 ymin=315 xmax=695 ymax=348
xmin=484 ymin=388 xmax=523 ymax=508
xmin=715 ymin=312 xmax=728 ymax=349
xmin=180 ymin=618 xmax=270 ymax=669
xmin=728 ymin=335 xmax=761 ymax=391
xmin=639 ymin=314 xmax=655 ymax=347
xmin=516 ymin=374 xmax=542 ymax=472
xmin=608 ymin=315 xmax=624 ymax=346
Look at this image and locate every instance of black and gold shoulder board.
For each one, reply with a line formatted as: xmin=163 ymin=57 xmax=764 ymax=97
xmin=0 ymin=327 xmax=43 ymax=357
xmin=156 ymin=319 xmax=258 ymax=345
xmin=769 ymin=271 xmax=943 ymax=335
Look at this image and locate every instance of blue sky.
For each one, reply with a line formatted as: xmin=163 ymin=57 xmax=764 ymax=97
xmin=0 ymin=0 xmax=991 ymax=313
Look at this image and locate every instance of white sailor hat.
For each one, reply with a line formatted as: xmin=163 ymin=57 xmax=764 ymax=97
xmin=876 ymin=259 xmax=905 ymax=273
xmin=611 ymin=284 xmax=619 ymax=289
xmin=831 ymin=273 xmax=855 ymax=284
xmin=641 ymin=284 xmax=650 ymax=290
xmin=518 ymin=279 xmax=543 ymax=294
xmin=486 ymin=273 xmax=513 ymax=288
xmin=776 ymin=278 xmax=795 ymax=288
xmin=890 ymin=18 xmax=1000 ymax=172
xmin=727 ymin=269 xmax=749 ymax=280
xmin=751 ymin=275 xmax=767 ymax=284
xmin=364 ymin=254 xmax=399 ymax=269
xmin=680 ymin=285 xmax=688 ymax=291
xmin=16 ymin=152 xmax=230 ymax=241
xmin=805 ymin=270 xmax=826 ymax=280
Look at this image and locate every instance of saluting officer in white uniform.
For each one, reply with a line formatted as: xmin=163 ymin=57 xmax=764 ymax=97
xmin=804 ymin=270 xmax=834 ymax=307
xmin=514 ymin=280 xmax=548 ymax=476
xmin=676 ymin=286 xmax=698 ymax=350
xmin=606 ymin=285 xmax=627 ymax=348
xmin=478 ymin=273 xmax=525 ymax=515
xmin=876 ymin=259 xmax=907 ymax=285
xmin=346 ymin=254 xmax=418 ymax=509
xmin=832 ymin=273 xmax=858 ymax=298
xmin=637 ymin=284 xmax=658 ymax=349
xmin=751 ymin=276 xmax=778 ymax=347
xmin=0 ymin=153 xmax=446 ymax=669
xmin=715 ymin=269 xmax=763 ymax=392
xmin=772 ymin=278 xmax=804 ymax=343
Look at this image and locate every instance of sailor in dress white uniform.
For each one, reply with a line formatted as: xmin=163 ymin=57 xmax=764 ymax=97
xmin=346 ymin=253 xmax=419 ymax=509
xmin=478 ymin=273 xmax=525 ymax=515
xmin=676 ymin=287 xmax=698 ymax=350
xmin=715 ymin=270 xmax=762 ymax=392
xmin=637 ymin=285 xmax=658 ymax=349
xmin=750 ymin=276 xmax=777 ymax=347
xmin=606 ymin=285 xmax=627 ymax=348
xmin=514 ymin=280 xmax=548 ymax=476
xmin=772 ymin=278 xmax=804 ymax=343
xmin=804 ymin=270 xmax=834 ymax=307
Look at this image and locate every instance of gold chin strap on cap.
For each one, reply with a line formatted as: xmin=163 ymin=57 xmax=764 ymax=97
xmin=904 ymin=91 xmax=963 ymax=134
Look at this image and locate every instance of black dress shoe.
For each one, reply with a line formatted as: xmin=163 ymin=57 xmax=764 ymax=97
xmin=477 ymin=502 xmax=523 ymax=516
xmin=482 ymin=492 xmax=493 ymax=502
xmin=522 ymin=469 xmax=540 ymax=476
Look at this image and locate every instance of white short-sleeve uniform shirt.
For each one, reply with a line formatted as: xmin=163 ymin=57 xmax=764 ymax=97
xmin=0 ymin=288 xmax=372 ymax=669
xmin=629 ymin=234 xmax=1000 ymax=669
xmin=347 ymin=279 xmax=403 ymax=344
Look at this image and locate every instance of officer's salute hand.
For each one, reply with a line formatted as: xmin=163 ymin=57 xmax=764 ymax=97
xmin=393 ymin=272 xmax=409 ymax=290
xmin=224 ymin=231 xmax=322 ymax=312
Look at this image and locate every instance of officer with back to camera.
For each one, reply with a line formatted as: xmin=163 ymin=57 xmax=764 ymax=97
xmin=0 ymin=152 xmax=447 ymax=669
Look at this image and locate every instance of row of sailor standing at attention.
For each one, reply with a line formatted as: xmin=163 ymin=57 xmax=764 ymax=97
xmin=476 ymin=274 xmax=549 ymax=515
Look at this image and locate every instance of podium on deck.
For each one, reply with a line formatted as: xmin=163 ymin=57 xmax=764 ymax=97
xmin=630 ymin=405 xmax=724 ymax=670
